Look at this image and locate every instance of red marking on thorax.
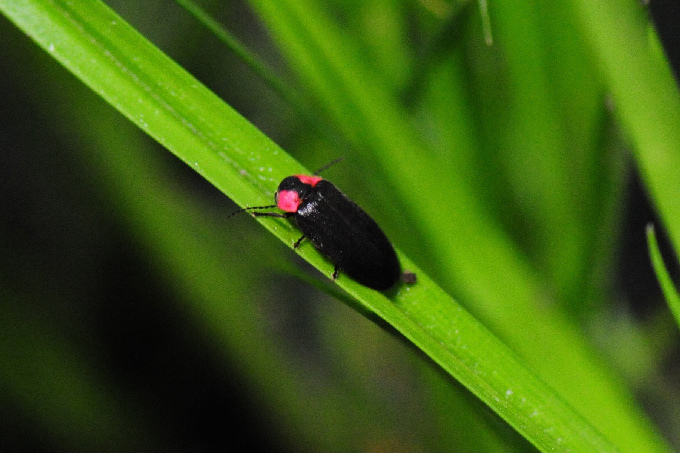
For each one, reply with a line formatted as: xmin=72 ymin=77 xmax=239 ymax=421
xmin=276 ymin=190 xmax=301 ymax=212
xmin=296 ymin=175 xmax=322 ymax=187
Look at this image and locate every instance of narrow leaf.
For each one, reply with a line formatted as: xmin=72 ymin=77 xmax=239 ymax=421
xmin=646 ymin=224 xmax=680 ymax=329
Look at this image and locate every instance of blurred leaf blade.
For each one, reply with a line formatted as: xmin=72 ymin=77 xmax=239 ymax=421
xmin=571 ymin=0 xmax=680 ymax=260
xmin=647 ymin=224 xmax=680 ymax=329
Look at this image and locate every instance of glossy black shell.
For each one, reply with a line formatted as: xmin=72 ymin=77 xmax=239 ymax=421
xmin=278 ymin=176 xmax=401 ymax=290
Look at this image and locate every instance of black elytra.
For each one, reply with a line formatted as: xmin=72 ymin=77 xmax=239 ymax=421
xmin=230 ymin=160 xmax=416 ymax=291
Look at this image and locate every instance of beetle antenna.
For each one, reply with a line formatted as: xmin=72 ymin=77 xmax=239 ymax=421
xmin=313 ymin=157 xmax=345 ymax=175
xmin=227 ymin=204 xmax=277 ymax=220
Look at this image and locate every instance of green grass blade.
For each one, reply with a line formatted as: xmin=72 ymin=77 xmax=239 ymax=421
xmin=0 ymin=0 xmax=659 ymax=451
xmin=647 ymin=224 xmax=680 ymax=329
xmin=571 ymin=0 xmax=680 ymax=261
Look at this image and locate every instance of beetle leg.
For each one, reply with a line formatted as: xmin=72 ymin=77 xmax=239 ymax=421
xmin=293 ymin=234 xmax=306 ymax=248
xmin=332 ymin=266 xmax=339 ymax=281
